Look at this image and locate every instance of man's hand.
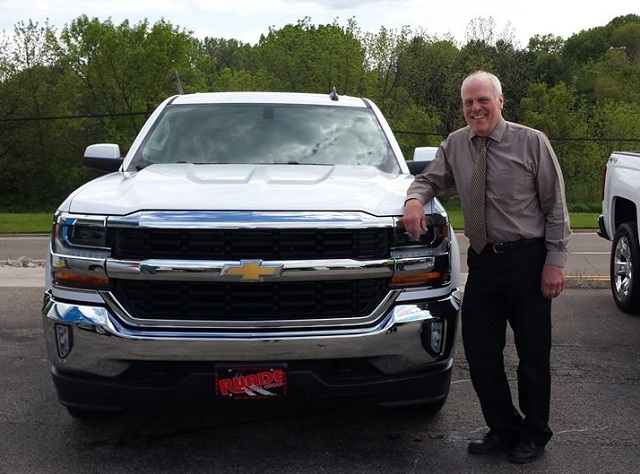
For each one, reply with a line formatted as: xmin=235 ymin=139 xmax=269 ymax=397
xmin=541 ymin=264 xmax=565 ymax=299
xmin=398 ymin=199 xmax=427 ymax=241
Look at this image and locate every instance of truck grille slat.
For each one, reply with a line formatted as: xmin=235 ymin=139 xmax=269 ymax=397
xmin=111 ymin=279 xmax=390 ymax=321
xmin=109 ymin=228 xmax=390 ymax=260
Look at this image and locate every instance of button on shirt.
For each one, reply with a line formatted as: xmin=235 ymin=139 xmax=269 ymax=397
xmin=406 ymin=119 xmax=570 ymax=267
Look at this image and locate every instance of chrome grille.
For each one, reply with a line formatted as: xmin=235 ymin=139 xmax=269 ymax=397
xmin=109 ymin=228 xmax=390 ymax=260
xmin=110 ymin=278 xmax=390 ymax=321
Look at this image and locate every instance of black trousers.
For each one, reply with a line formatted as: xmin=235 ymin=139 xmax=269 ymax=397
xmin=462 ymin=240 xmax=553 ymax=445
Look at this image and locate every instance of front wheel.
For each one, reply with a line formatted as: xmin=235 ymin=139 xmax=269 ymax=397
xmin=610 ymin=222 xmax=640 ymax=314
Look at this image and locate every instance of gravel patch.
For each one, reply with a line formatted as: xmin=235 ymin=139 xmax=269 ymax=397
xmin=0 ymin=256 xmax=45 ymax=268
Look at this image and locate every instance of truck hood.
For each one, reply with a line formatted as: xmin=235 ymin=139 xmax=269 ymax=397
xmin=64 ymin=164 xmax=429 ymax=217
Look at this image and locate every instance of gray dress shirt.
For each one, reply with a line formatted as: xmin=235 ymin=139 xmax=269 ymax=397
xmin=406 ymin=119 xmax=570 ymax=267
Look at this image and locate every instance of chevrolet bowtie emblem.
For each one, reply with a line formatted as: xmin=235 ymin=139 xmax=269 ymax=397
xmin=220 ymin=260 xmax=284 ymax=281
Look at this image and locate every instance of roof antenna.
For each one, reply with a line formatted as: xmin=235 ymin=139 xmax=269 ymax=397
xmin=175 ymin=70 xmax=184 ymax=95
xmin=330 ymin=86 xmax=339 ymax=101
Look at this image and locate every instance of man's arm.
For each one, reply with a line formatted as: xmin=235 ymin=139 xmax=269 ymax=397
xmin=535 ymin=133 xmax=570 ymax=266
xmin=400 ymin=146 xmax=452 ymax=241
xmin=541 ymin=265 xmax=565 ymax=300
xmin=535 ymin=133 xmax=570 ymax=299
xmin=399 ymin=198 xmax=428 ymax=241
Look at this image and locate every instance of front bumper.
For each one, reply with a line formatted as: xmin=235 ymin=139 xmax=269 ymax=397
xmin=42 ymin=289 xmax=460 ymax=409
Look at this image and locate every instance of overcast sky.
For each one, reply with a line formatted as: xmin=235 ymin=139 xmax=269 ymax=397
xmin=0 ymin=0 xmax=638 ymax=47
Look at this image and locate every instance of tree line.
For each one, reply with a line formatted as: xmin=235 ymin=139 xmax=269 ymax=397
xmin=1 ymin=14 xmax=639 ymax=212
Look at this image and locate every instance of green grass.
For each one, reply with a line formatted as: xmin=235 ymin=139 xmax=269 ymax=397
xmin=0 ymin=213 xmax=53 ymax=234
xmin=0 ymin=211 xmax=600 ymax=234
xmin=447 ymin=210 xmax=599 ymax=231
xmin=568 ymin=212 xmax=601 ymax=230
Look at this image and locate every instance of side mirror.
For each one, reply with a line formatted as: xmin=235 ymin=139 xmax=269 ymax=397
xmin=84 ymin=144 xmax=123 ymax=172
xmin=407 ymin=146 xmax=438 ymax=176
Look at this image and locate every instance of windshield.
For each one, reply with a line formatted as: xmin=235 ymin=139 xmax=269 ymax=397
xmin=130 ymin=103 xmax=399 ymax=172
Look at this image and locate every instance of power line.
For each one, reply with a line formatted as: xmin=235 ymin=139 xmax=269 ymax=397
xmin=1 ymin=113 xmax=639 ymax=142
xmin=393 ymin=130 xmax=640 ymax=142
xmin=0 ymin=111 xmax=148 ymax=123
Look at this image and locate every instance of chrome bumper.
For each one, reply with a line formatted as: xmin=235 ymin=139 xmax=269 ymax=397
xmin=42 ymin=289 xmax=461 ymax=378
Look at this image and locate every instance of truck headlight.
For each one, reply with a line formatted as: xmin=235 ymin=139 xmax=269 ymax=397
xmin=51 ymin=213 xmax=111 ymax=290
xmin=390 ymin=213 xmax=451 ymax=288
xmin=54 ymin=214 xmax=109 ymax=250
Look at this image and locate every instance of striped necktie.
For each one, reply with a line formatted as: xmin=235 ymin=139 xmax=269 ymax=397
xmin=468 ymin=137 xmax=489 ymax=253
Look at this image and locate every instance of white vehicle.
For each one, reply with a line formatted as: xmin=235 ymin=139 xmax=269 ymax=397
xmin=43 ymin=91 xmax=461 ymax=417
xmin=598 ymin=151 xmax=640 ymax=314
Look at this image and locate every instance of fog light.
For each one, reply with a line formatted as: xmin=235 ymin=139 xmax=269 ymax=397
xmin=55 ymin=324 xmax=73 ymax=359
xmin=421 ymin=319 xmax=444 ymax=357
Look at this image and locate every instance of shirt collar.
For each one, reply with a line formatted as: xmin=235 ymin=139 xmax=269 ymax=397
xmin=465 ymin=118 xmax=507 ymax=143
xmin=490 ymin=119 xmax=507 ymax=143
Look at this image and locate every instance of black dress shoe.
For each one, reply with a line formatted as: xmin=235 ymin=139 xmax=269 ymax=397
xmin=467 ymin=433 xmax=516 ymax=455
xmin=507 ymin=440 xmax=545 ymax=464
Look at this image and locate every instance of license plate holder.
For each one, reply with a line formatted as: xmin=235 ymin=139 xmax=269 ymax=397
xmin=214 ymin=365 xmax=287 ymax=400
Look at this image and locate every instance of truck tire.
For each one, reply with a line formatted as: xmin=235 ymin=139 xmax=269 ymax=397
xmin=610 ymin=222 xmax=640 ymax=314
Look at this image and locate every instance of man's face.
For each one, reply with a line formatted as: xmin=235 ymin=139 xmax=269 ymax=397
xmin=462 ymin=77 xmax=504 ymax=137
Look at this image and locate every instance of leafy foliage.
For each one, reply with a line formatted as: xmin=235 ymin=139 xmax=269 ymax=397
xmin=0 ymin=14 xmax=639 ymax=211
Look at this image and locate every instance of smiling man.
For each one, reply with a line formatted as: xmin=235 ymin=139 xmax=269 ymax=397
xmin=400 ymin=70 xmax=570 ymax=464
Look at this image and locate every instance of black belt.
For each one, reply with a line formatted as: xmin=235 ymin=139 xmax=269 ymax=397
xmin=484 ymin=238 xmax=543 ymax=254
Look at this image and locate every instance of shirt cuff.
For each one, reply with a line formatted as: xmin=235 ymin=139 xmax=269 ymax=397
xmin=545 ymin=250 xmax=567 ymax=268
xmin=405 ymin=194 xmax=425 ymax=206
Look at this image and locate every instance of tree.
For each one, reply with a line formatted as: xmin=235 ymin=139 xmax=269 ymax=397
xmin=562 ymin=25 xmax=611 ymax=66
xmin=0 ymin=20 xmax=80 ymax=209
xmin=527 ymin=34 xmax=569 ymax=87
xmin=0 ymin=16 xmax=217 ymax=210
xmin=201 ymin=37 xmax=253 ymax=73
xmin=596 ymin=101 xmax=640 ymax=146
xmin=590 ymin=48 xmax=640 ymax=105
xmin=395 ymin=35 xmax=463 ymax=136
xmin=490 ymin=40 xmax=537 ymax=123
xmin=254 ymin=18 xmax=366 ymax=94
xmin=1 ymin=13 xmax=639 ymax=211
xmin=465 ymin=17 xmax=497 ymax=44
xmin=59 ymin=16 xmax=209 ymax=118
xmin=610 ymin=21 xmax=640 ymax=63
xmin=521 ymin=82 xmax=603 ymax=204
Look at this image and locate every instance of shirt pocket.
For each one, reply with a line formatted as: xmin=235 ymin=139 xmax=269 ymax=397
xmin=488 ymin=160 xmax=536 ymax=199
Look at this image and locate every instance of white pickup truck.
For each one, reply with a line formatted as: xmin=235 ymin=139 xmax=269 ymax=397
xmin=42 ymin=91 xmax=461 ymax=417
xmin=598 ymin=151 xmax=640 ymax=314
